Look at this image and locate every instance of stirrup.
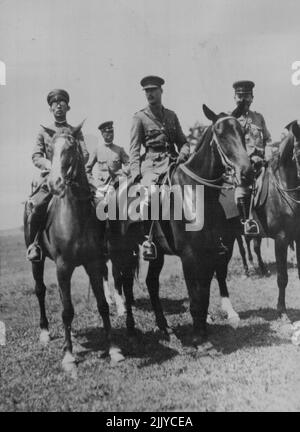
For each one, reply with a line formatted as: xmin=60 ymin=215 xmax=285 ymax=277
xmin=142 ymin=237 xmax=157 ymax=261
xmin=26 ymin=243 xmax=43 ymax=262
xmin=243 ymin=219 xmax=260 ymax=237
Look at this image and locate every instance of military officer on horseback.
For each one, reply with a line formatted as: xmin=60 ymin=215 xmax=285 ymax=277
xmin=130 ymin=76 xmax=228 ymax=258
xmin=232 ymin=80 xmax=272 ymax=235
xmin=130 ymin=75 xmax=190 ymax=186
xmin=26 ymin=89 xmax=89 ymax=261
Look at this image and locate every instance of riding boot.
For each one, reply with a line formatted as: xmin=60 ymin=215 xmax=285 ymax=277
xmin=237 ymin=197 xmax=260 ymax=237
xmin=26 ymin=212 xmax=43 ymax=262
xmin=142 ymin=221 xmax=157 ymax=261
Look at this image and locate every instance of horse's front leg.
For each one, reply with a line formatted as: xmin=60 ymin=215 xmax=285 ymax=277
xmin=254 ymin=237 xmax=270 ymax=276
xmin=111 ymin=261 xmax=126 ymax=316
xmin=32 ymin=260 xmax=50 ymax=345
xmin=236 ymin=235 xmax=250 ymax=277
xmin=84 ymin=260 xmax=125 ymax=364
xmin=181 ymin=249 xmax=214 ymax=347
xmin=56 ymin=260 xmax=76 ymax=369
xmin=215 ymin=252 xmax=240 ymax=329
xmin=275 ymin=236 xmax=289 ymax=321
xmin=295 ymin=238 xmax=300 ymax=280
xmin=146 ymin=250 xmax=169 ymax=335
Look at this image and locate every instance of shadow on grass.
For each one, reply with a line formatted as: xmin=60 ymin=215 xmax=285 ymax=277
xmin=74 ymin=326 xmax=179 ymax=366
xmin=174 ymin=320 xmax=291 ymax=355
xmin=239 ymin=307 xmax=300 ymax=323
xmin=133 ymin=297 xmax=188 ymax=314
xmin=260 ymin=261 xmax=297 ymax=276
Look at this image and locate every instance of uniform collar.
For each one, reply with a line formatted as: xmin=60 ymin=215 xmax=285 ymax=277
xmin=54 ymin=120 xmax=68 ymax=127
xmin=145 ymin=105 xmax=165 ymax=121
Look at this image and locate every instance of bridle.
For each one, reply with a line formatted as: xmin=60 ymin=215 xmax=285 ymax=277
xmin=179 ymin=115 xmax=242 ymax=190
xmin=49 ymin=134 xmax=91 ymax=199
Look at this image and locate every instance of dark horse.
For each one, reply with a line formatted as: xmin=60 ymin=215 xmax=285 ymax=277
xmin=24 ymin=124 xmax=124 ymax=371
xmin=254 ymin=122 xmax=300 ymax=319
xmin=216 ymin=122 xmax=300 ymax=323
xmin=107 ymin=104 xmax=254 ymax=350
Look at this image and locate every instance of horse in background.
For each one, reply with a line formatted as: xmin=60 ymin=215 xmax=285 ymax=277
xmin=24 ymin=124 xmax=124 ymax=373
xmin=254 ymin=122 xmax=300 ymax=320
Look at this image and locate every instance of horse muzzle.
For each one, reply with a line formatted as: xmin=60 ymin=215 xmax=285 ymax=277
xmin=48 ymin=176 xmax=66 ymax=197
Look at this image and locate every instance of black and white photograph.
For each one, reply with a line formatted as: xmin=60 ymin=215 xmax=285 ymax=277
xmin=1 ymin=0 xmax=300 ymax=414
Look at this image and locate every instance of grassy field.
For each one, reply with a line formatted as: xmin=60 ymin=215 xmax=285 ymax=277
xmin=1 ymin=228 xmax=300 ymax=412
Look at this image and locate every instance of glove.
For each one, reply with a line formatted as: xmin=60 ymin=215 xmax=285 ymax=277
xmin=176 ymin=153 xmax=187 ymax=165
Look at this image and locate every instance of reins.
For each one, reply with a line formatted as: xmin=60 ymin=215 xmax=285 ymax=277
xmin=178 ymin=116 xmax=240 ymax=190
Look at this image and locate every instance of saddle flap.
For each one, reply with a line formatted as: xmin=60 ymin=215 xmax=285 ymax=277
xmin=254 ymin=167 xmax=269 ymax=209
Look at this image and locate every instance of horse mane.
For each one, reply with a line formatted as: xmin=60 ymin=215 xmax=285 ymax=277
xmin=194 ymin=125 xmax=212 ymax=152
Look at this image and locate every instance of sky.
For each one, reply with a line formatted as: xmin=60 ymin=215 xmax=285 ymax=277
xmin=0 ymin=0 xmax=300 ymax=229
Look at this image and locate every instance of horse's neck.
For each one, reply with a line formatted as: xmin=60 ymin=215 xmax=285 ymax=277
xmin=185 ymin=132 xmax=222 ymax=181
xmin=61 ymin=169 xmax=92 ymax=217
xmin=278 ymin=136 xmax=298 ymax=187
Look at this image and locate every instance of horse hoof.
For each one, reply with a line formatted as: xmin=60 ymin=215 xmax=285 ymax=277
xmin=262 ymin=269 xmax=271 ymax=277
xmin=192 ymin=341 xmax=220 ymax=358
xmin=39 ymin=330 xmax=50 ymax=345
xmin=279 ymin=313 xmax=291 ymax=324
xmin=228 ymin=314 xmax=240 ymax=329
xmin=206 ymin=313 xmax=214 ymax=324
xmin=109 ymin=347 xmax=125 ymax=364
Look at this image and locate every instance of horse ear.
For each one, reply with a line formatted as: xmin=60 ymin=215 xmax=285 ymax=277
xmin=202 ymin=104 xmax=218 ymax=123
xmin=40 ymin=125 xmax=56 ymax=137
xmin=231 ymin=101 xmax=247 ymax=119
xmin=291 ymin=121 xmax=300 ymax=140
xmin=72 ymin=119 xmax=86 ymax=138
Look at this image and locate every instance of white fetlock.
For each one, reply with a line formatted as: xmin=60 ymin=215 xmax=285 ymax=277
xmin=62 ymin=352 xmax=77 ymax=375
xmin=62 ymin=351 xmax=76 ymax=365
xmin=109 ymin=346 xmax=125 ymax=363
xmin=39 ymin=329 xmax=50 ymax=345
xmin=115 ymin=294 xmax=126 ymax=316
xmin=104 ymin=281 xmax=114 ymax=305
xmin=206 ymin=313 xmax=214 ymax=324
xmin=227 ymin=313 xmax=240 ymax=329
xmin=221 ymin=297 xmax=240 ymax=329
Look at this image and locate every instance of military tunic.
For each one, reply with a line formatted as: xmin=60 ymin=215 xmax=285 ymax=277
xmin=32 ymin=121 xmax=89 ymax=170
xmin=86 ymin=142 xmax=130 ymax=187
xmin=130 ymin=105 xmax=189 ymax=185
xmin=237 ymin=110 xmax=271 ymax=158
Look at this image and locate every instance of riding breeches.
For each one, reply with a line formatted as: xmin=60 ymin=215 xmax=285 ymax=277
xmin=27 ymin=184 xmax=53 ymax=243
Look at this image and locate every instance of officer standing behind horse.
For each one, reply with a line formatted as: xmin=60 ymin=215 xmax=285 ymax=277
xmin=26 ymin=89 xmax=89 ymax=261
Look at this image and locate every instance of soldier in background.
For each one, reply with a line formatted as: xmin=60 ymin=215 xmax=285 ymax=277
xmin=86 ymin=121 xmax=129 ymax=193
